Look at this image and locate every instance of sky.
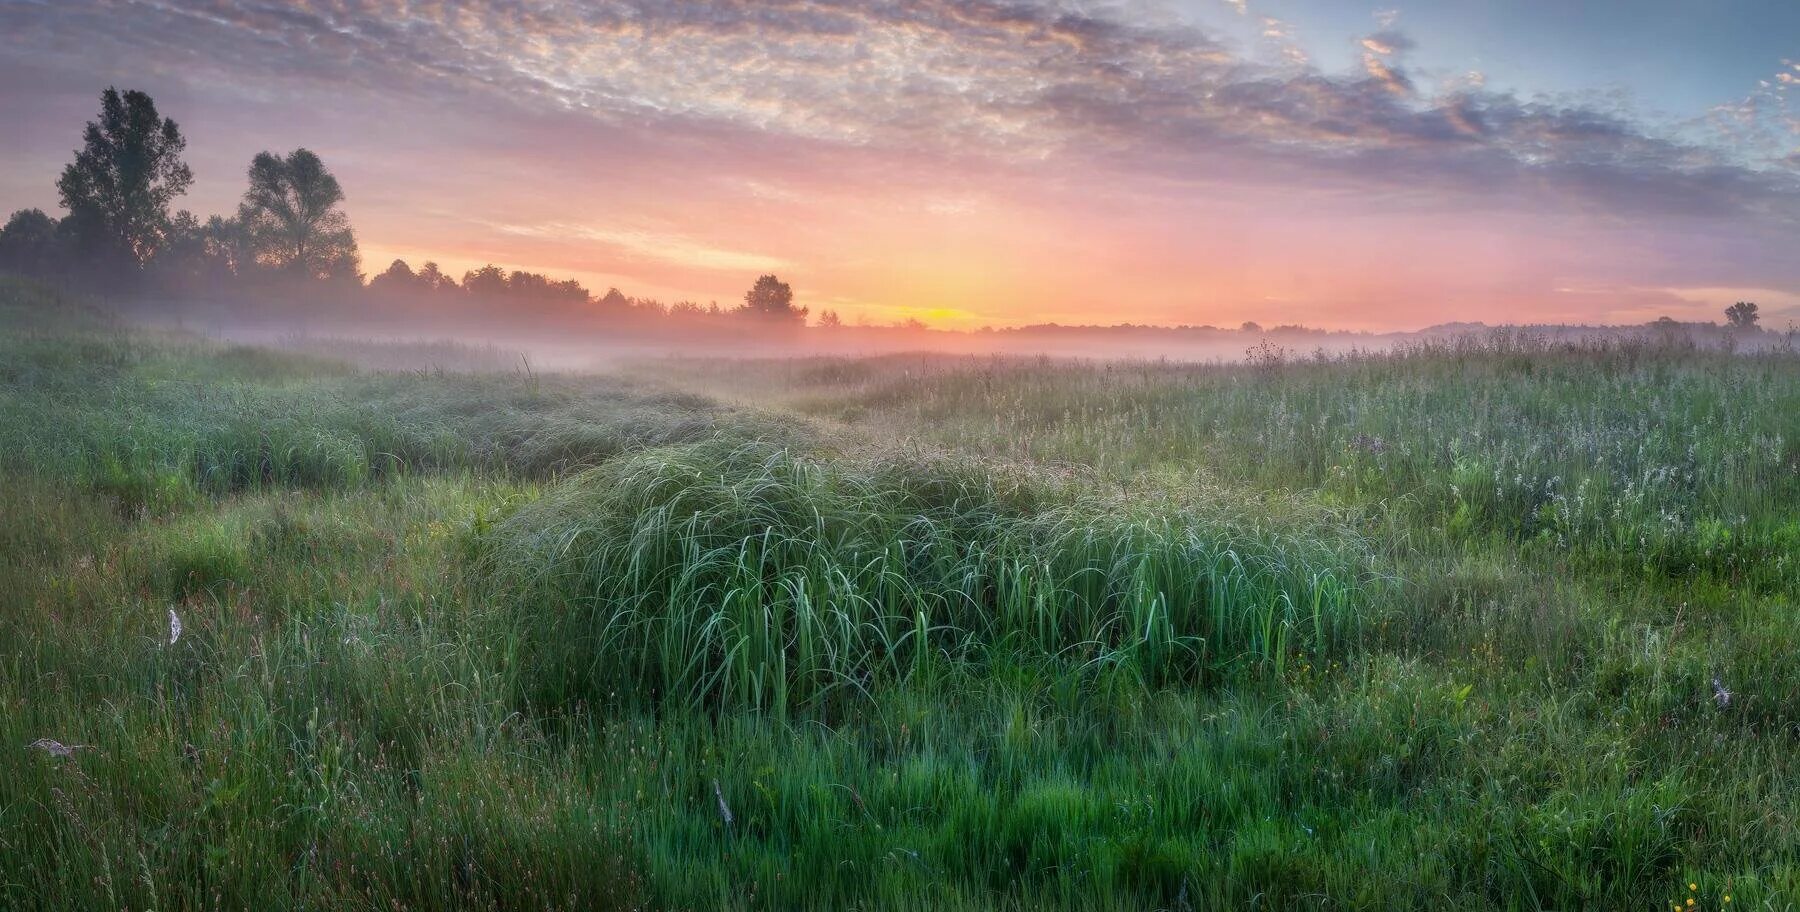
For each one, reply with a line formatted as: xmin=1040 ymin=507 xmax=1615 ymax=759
xmin=2 ymin=0 xmax=1798 ymax=330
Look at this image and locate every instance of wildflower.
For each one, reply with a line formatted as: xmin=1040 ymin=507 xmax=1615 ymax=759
xmin=1713 ymin=677 xmax=1732 ymax=709
xmin=27 ymin=739 xmax=82 ymax=758
xmin=713 ymin=778 xmax=734 ymax=830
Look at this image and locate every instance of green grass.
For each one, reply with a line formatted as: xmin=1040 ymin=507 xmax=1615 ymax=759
xmin=3 ymin=276 xmax=1800 ymax=909
xmin=727 ymin=341 xmax=1800 ymax=589
xmin=487 ymin=437 xmax=1376 ymax=717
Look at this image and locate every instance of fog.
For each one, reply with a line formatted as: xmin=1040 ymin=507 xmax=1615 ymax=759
xmin=114 ymin=289 xmax=1786 ymax=378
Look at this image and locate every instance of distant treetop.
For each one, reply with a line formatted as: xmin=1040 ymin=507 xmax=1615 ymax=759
xmin=740 ymin=274 xmax=808 ymax=323
xmin=1725 ymin=301 xmax=1759 ymax=330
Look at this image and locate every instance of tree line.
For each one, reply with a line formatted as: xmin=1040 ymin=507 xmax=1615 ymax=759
xmin=0 ymin=88 xmax=827 ymax=327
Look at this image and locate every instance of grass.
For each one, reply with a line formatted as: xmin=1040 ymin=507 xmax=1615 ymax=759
xmin=719 ymin=340 xmax=1800 ymax=589
xmin=3 ymin=275 xmax=1800 ymax=908
xmin=487 ymin=437 xmax=1376 ymax=717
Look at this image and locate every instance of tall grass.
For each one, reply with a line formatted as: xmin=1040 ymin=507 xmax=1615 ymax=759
xmin=709 ymin=337 xmax=1800 ymax=588
xmin=486 ymin=438 xmax=1377 ymax=716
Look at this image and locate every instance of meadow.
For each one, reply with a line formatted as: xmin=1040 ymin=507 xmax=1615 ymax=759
xmin=3 ymin=276 xmax=1799 ymax=910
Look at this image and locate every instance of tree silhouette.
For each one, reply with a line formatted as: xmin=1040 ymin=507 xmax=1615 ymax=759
xmin=459 ymin=265 xmax=504 ymax=298
xmin=146 ymin=211 xmax=258 ymax=291
xmin=1724 ymin=301 xmax=1759 ymax=330
xmin=369 ymin=259 xmax=419 ymax=294
xmin=741 ymin=274 xmax=807 ymax=323
xmin=818 ymin=309 xmax=842 ymax=328
xmin=149 ymin=209 xmax=206 ymax=286
xmin=238 ymin=148 xmax=360 ymax=281
xmin=56 ymin=87 xmax=192 ymax=274
xmin=0 ymin=209 xmax=62 ymax=277
xmin=200 ymin=215 xmax=254 ymax=278
xmin=416 ymin=261 xmax=456 ymax=294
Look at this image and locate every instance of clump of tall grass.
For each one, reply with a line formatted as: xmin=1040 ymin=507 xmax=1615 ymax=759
xmin=485 ymin=437 xmax=1378 ymax=715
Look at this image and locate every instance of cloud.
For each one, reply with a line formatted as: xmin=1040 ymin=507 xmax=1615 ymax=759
xmin=4 ymin=0 xmax=1798 ymax=255
xmin=10 ymin=0 xmax=1785 ymax=225
xmin=1359 ymin=30 xmax=1414 ymax=57
xmin=1358 ymin=30 xmax=1415 ymax=96
xmin=1361 ymin=55 xmax=1411 ymax=95
xmin=1706 ymin=58 xmax=1800 ymax=169
xmin=492 ymin=221 xmax=794 ymax=273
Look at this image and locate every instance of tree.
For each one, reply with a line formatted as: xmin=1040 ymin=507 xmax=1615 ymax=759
xmin=56 ymin=87 xmax=193 ymax=273
xmin=148 ymin=209 xmax=205 ymax=287
xmin=1240 ymin=320 xmax=1263 ymax=333
xmin=0 ymin=209 xmax=63 ymax=277
xmin=238 ymin=148 xmax=359 ymax=281
xmin=506 ymin=270 xmax=590 ymax=308
xmin=146 ymin=212 xmax=255 ymax=292
xmin=461 ymin=265 xmax=508 ymax=298
xmin=817 ymin=309 xmax=842 ymax=328
xmin=1725 ymin=301 xmax=1759 ymax=330
xmin=199 ymin=215 xmax=254 ymax=278
xmin=369 ymin=258 xmax=420 ymax=294
xmin=416 ymin=261 xmax=456 ymax=294
xmin=740 ymin=274 xmax=807 ymax=323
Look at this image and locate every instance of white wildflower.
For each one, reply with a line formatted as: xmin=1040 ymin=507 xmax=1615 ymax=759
xmin=713 ymin=778 xmax=734 ymax=829
xmin=28 ymin=739 xmax=83 ymax=758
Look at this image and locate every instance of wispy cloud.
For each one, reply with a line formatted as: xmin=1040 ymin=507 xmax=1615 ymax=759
xmin=492 ymin=221 xmax=794 ymax=273
xmin=6 ymin=0 xmax=1789 ymax=224
xmin=1709 ymin=58 xmax=1800 ymax=169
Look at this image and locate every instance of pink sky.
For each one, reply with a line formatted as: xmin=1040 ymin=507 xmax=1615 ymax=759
xmin=3 ymin=2 xmax=1798 ymax=330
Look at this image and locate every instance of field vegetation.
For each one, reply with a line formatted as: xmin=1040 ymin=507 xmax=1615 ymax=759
xmin=3 ymin=277 xmax=1799 ymax=909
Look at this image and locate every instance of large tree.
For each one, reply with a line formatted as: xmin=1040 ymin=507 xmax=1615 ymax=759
xmin=56 ymin=87 xmax=193 ymax=272
xmin=238 ymin=148 xmax=360 ymax=281
xmin=1725 ymin=301 xmax=1760 ymax=330
xmin=740 ymin=274 xmax=807 ymax=323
